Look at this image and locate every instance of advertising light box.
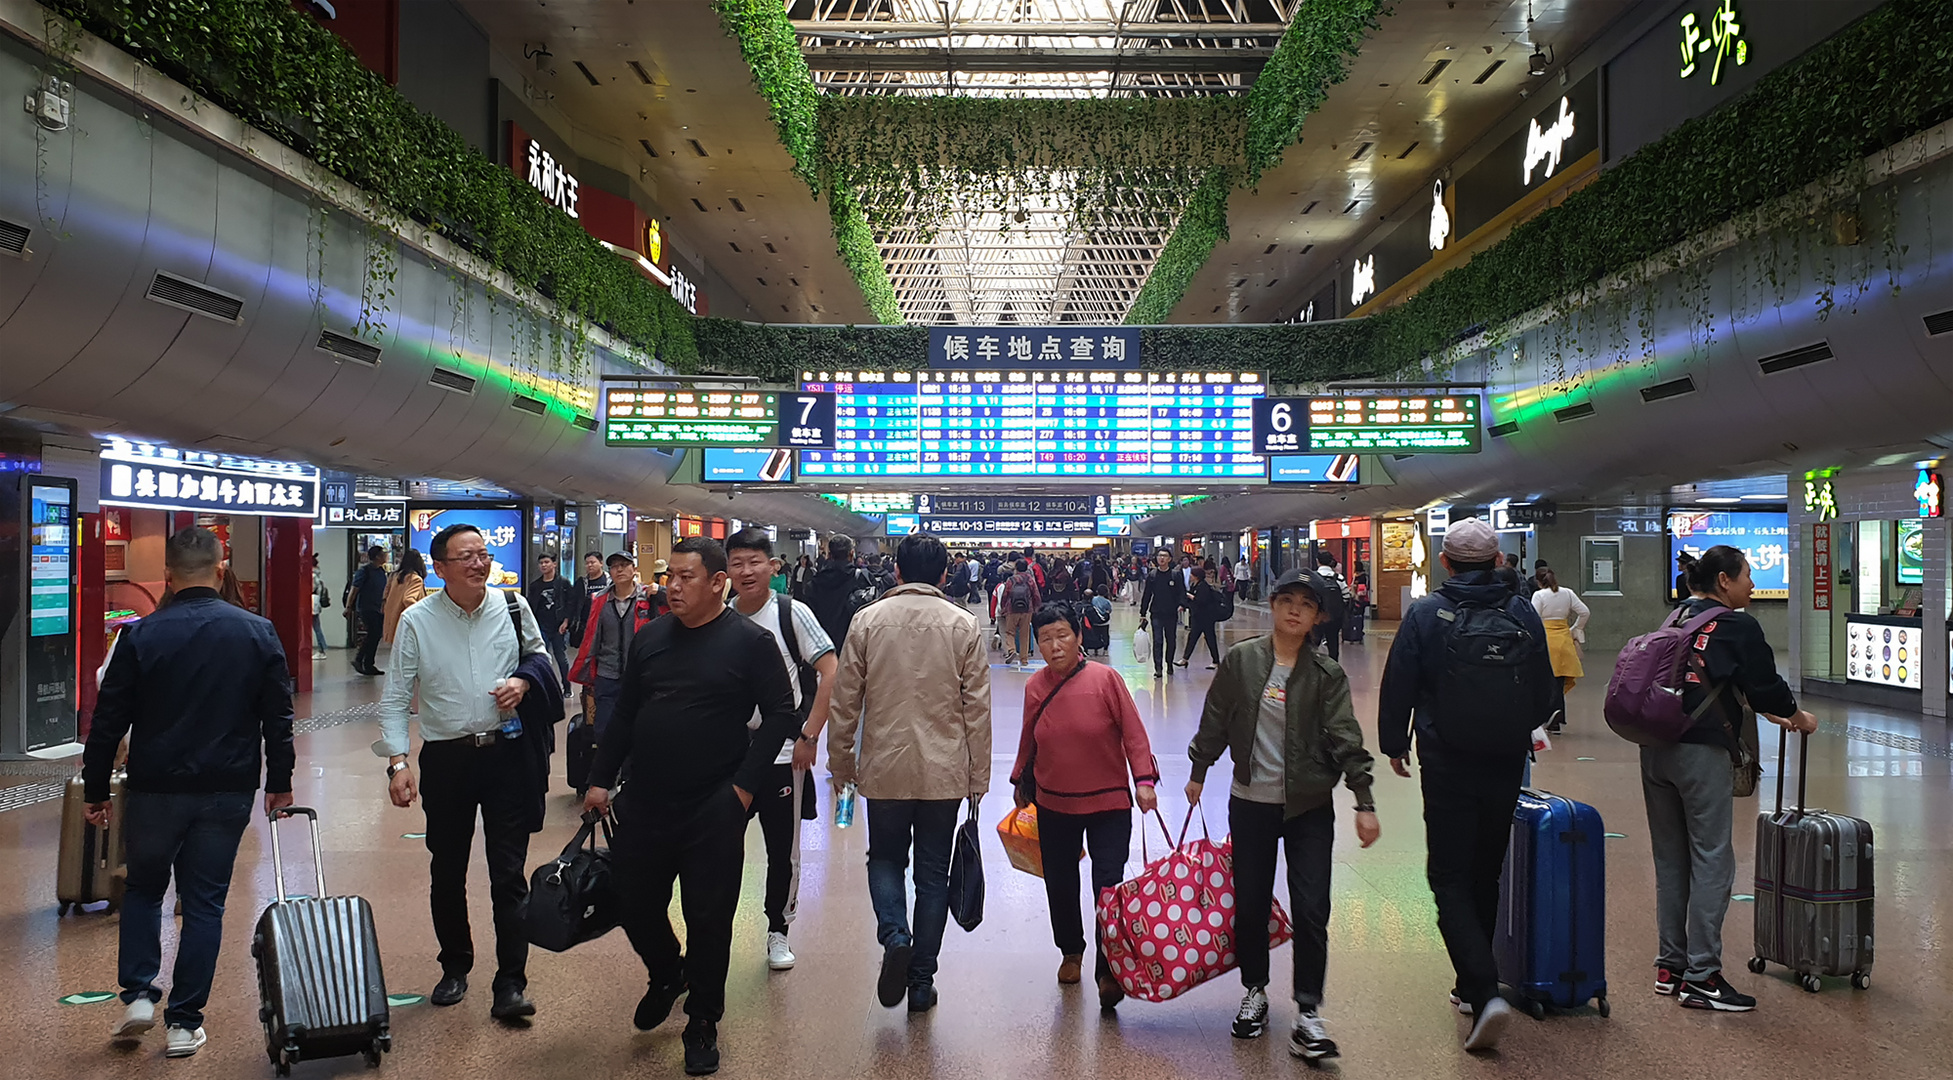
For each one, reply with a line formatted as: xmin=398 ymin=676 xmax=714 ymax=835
xmin=1844 ymin=615 xmax=1922 ymax=690
xmin=1305 ymin=395 xmax=1481 ymax=453
xmin=410 ymin=507 xmax=524 ymax=591
xmin=1668 ymin=510 xmax=1788 ymax=599
xmin=701 ymin=448 xmax=795 ymax=484
xmin=1269 ymin=454 xmax=1360 ymax=484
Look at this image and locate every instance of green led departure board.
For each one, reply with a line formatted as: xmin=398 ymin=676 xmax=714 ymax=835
xmin=603 ymin=385 xmax=780 ymax=446
xmin=1306 ymin=394 xmax=1481 ymax=453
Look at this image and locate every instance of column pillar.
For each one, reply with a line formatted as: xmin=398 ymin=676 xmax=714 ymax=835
xmin=77 ymin=512 xmax=106 ymax=740
xmin=262 ymin=516 xmax=313 ymax=694
xmin=1922 ymin=515 xmax=1947 ymax=718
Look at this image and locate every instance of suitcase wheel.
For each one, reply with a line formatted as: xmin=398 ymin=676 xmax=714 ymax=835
xmin=1850 ymin=972 xmax=1870 ymax=990
xmin=1799 ymin=974 xmax=1822 ymax=994
xmin=1746 ymin=956 xmax=1766 ymax=975
xmin=1520 ymin=998 xmax=1546 ymax=1021
xmin=57 ymin=902 xmax=70 ymax=916
xmin=1596 ymin=996 xmax=1610 ymax=1019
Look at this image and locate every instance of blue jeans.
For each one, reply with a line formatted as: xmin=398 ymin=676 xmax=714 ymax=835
xmin=592 ymin=675 xmax=624 ymax=741
xmin=119 ymin=790 xmax=254 ymax=1028
xmin=542 ymin=630 xmax=570 ymax=685
xmin=865 ymin=798 xmax=960 ymax=987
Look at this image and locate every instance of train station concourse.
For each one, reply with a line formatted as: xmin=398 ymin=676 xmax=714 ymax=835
xmin=3 ymin=0 xmax=1953 ymax=1078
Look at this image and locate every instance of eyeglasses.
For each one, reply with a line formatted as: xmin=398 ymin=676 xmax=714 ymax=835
xmin=439 ymin=551 xmax=495 ymax=566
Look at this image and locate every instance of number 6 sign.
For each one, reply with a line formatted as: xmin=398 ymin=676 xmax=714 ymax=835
xmin=1250 ymin=397 xmax=1310 ymax=455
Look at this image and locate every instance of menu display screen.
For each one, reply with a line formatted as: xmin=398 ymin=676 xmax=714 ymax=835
xmin=29 ymin=484 xmax=72 ymax=636
xmin=603 ymin=385 xmax=779 ymax=446
xmin=1668 ymin=510 xmax=1789 ymax=600
xmin=1305 ymin=395 xmax=1481 ymax=452
xmin=798 ymin=369 xmax=1266 ymax=479
xmin=1845 ymin=615 xmax=1922 ymax=689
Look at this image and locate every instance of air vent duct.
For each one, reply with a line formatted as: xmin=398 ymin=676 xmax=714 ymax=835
xmin=1639 ymin=375 xmax=1696 ymax=403
xmin=1553 ymin=402 xmax=1596 ymax=423
xmin=572 ymin=414 xmax=598 ymax=432
xmin=1924 ymin=309 xmax=1953 ymax=336
xmin=1489 ymin=420 xmax=1520 ymax=438
xmin=1757 ymin=341 xmax=1832 ymax=374
xmin=316 ymin=328 xmax=381 ymax=366
xmin=0 ymin=217 xmax=29 ymax=257
xmin=511 ymin=395 xmax=545 ymax=416
xmin=428 ymin=367 xmax=477 ymax=395
xmin=146 ymin=271 xmax=244 ymax=323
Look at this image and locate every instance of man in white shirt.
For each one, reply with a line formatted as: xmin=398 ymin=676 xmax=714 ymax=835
xmin=374 ymin=523 xmax=550 ymax=1022
xmin=726 ymin=528 xmax=838 ymax=974
xmin=964 ymin=555 xmax=983 ymax=605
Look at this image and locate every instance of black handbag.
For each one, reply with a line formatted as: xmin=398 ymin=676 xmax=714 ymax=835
xmin=947 ymin=798 xmax=985 ymax=932
xmin=520 ymin=811 xmax=619 ymax=952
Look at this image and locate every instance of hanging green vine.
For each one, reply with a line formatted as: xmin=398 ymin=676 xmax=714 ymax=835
xmin=41 ymin=0 xmax=697 ymax=370
xmin=1126 ymin=168 xmax=1234 ymax=326
xmin=1244 ymin=0 xmax=1386 ymax=184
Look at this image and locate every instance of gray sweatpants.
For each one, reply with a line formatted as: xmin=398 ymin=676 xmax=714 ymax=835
xmin=1640 ymin=741 xmax=1735 ymax=982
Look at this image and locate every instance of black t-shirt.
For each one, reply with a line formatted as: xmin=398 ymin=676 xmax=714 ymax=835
xmin=586 ymin=606 xmax=797 ymax=807
xmin=1675 ymin=598 xmax=1797 ymax=748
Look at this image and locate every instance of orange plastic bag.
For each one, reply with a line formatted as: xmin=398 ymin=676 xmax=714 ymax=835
xmin=998 ymin=805 xmax=1046 ymax=877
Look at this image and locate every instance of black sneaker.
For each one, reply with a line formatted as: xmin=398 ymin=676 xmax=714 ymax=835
xmin=1678 ymin=972 xmax=1755 ymax=1012
xmin=877 ymin=941 xmax=915 ymax=1008
xmin=634 ymin=976 xmax=689 ymax=1031
xmin=1654 ymin=966 xmax=1682 ymax=996
xmin=1232 ymin=986 xmax=1269 ymax=1039
xmin=681 ymin=1017 xmax=720 ymax=1076
xmin=907 ymin=983 xmax=937 ymax=1013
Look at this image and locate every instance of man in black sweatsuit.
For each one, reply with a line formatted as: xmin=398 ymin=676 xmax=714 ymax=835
xmin=1139 ymin=549 xmax=1185 ymax=679
xmin=583 ymin=537 xmax=797 ymax=1077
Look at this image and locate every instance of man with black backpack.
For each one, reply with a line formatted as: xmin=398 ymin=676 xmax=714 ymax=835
xmin=1000 ymin=559 xmax=1042 ymax=669
xmin=806 ymin=534 xmax=877 ymax=648
xmin=1377 ymin=517 xmax=1556 ymax=1053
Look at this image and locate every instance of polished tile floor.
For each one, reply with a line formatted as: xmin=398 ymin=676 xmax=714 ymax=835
xmin=6 ymin=602 xmax=1949 ymax=1079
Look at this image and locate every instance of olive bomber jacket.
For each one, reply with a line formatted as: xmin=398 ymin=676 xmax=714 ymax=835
xmin=1188 ymin=635 xmax=1376 ymax=818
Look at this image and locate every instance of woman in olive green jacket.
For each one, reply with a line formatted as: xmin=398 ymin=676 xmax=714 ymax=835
xmin=1185 ymin=568 xmax=1380 ymax=1062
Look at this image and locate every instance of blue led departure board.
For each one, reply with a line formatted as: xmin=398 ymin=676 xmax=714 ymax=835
xmin=798 ymin=369 xmax=1266 ymax=479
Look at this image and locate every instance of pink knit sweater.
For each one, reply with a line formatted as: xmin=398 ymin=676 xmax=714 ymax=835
xmin=1008 ymin=660 xmax=1158 ymax=815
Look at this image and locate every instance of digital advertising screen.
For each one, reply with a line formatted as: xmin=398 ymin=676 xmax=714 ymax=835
xmin=410 ymin=507 xmax=524 ymax=591
xmin=1268 ymin=454 xmax=1361 ymax=484
xmin=701 ymin=447 xmax=795 ymax=484
xmin=29 ymin=483 xmax=72 ymax=637
xmin=1668 ymin=509 xmax=1788 ymax=600
xmin=798 ymin=368 xmax=1266 ymax=479
xmin=1896 ymin=518 xmax=1924 ymax=585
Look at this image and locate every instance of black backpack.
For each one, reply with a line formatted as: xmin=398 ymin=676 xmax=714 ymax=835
xmin=1008 ymin=574 xmax=1033 ymax=613
xmin=1432 ymin=597 xmax=1540 ymax=758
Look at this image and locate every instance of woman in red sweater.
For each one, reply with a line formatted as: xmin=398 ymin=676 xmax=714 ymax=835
xmin=1009 ymin=603 xmax=1160 ymax=1010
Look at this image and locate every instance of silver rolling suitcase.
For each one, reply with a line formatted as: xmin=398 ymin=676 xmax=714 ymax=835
xmin=1748 ymin=729 xmax=1873 ymax=992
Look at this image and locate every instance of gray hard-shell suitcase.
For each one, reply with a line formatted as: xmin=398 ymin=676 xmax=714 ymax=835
xmin=57 ymin=770 xmax=126 ymax=913
xmin=1749 ymin=730 xmax=1873 ymax=992
xmin=252 ymin=807 xmax=391 ymax=1075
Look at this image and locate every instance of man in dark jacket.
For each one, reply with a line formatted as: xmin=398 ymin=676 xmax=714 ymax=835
xmin=83 ymin=527 xmax=295 ymax=1059
xmin=1138 ymin=549 xmax=1184 ymax=679
xmin=583 ymin=538 xmax=798 ymax=1076
xmin=525 ymin=552 xmax=577 ymax=681
xmin=346 ymin=545 xmax=389 ymax=676
xmin=805 ymin=534 xmax=872 ymax=647
xmin=1376 ymin=517 xmax=1556 ymax=1053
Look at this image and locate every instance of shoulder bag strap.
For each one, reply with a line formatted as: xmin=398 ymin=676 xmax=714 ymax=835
xmin=1020 ymin=660 xmax=1092 ymax=787
xmin=505 ymin=589 xmax=523 ymax=639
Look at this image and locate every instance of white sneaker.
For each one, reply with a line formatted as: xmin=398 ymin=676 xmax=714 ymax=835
xmin=766 ymin=931 xmax=796 ymax=971
xmin=112 ymin=999 xmax=155 ymax=1039
xmin=165 ymin=1025 xmax=207 ymax=1058
xmin=1463 ymin=997 xmax=1514 ymax=1052
xmin=1289 ymin=1008 xmax=1339 ymax=1060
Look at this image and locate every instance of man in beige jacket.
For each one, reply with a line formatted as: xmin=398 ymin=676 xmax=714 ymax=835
xmin=827 ymin=532 xmax=991 ymax=1015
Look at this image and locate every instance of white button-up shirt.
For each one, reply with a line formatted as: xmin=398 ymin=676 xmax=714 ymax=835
xmin=373 ymin=587 xmax=547 ymax=758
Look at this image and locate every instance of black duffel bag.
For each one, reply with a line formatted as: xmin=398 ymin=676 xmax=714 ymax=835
xmin=947 ymin=798 xmax=985 ymax=932
xmin=521 ymin=811 xmax=619 ymax=952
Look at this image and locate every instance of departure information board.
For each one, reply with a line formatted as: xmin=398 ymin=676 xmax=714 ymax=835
xmin=798 ymin=369 xmax=1267 ymax=479
xmin=1306 ymin=394 xmax=1481 ymax=452
xmin=603 ymin=385 xmax=779 ymax=446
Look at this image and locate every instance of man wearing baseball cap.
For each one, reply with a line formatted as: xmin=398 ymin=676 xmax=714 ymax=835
xmin=1186 ymin=567 xmax=1380 ymax=1061
xmin=1376 ymin=517 xmax=1556 ymax=1053
xmin=569 ymin=552 xmax=658 ymax=742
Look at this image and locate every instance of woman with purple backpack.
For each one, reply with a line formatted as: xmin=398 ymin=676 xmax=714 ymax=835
xmin=1640 ymin=544 xmax=1816 ymax=1014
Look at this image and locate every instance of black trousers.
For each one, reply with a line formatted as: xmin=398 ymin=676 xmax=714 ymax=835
xmin=355 ymin=610 xmax=384 ymax=671
xmin=1182 ymin=620 xmax=1220 ymax=664
xmin=617 ymin=784 xmax=747 ymax=1021
xmin=1231 ymin=798 xmax=1335 ymax=1007
xmin=1320 ymin=619 xmax=1343 ymax=661
xmin=418 ymin=737 xmax=534 ymax=992
xmin=1148 ymin=613 xmax=1179 ymax=673
xmin=746 ymin=763 xmax=805 ymax=934
xmin=1035 ymin=805 xmax=1131 ymax=981
xmin=1418 ymin=751 xmax=1525 ymax=1010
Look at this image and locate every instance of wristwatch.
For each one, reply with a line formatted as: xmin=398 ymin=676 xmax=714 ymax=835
xmin=1353 ymin=803 xmax=1376 ymax=813
xmin=387 ymin=761 xmax=410 ymax=780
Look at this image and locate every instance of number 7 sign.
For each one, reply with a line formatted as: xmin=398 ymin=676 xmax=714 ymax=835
xmin=1250 ymin=397 xmax=1310 ymax=455
xmin=778 ymin=391 xmax=836 ymax=448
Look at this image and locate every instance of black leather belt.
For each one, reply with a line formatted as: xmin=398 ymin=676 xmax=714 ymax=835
xmin=442 ymin=730 xmax=510 ymax=748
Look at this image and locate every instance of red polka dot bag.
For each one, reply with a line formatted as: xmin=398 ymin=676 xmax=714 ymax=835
xmin=1098 ymin=807 xmax=1293 ymax=1002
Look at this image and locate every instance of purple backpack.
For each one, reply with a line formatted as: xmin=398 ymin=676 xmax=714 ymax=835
xmin=1603 ymin=605 xmax=1729 ymax=746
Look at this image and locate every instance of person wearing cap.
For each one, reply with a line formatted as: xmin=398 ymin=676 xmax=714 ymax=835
xmin=569 ymin=552 xmax=659 ymax=742
xmin=1184 ymin=568 xmax=1380 ymax=1062
xmin=1376 ymin=516 xmax=1556 ymax=1052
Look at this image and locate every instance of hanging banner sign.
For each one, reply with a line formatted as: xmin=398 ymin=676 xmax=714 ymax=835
xmin=917 ymin=494 xmax=1106 ymax=517
xmin=927 ymin=327 xmax=1140 ymax=369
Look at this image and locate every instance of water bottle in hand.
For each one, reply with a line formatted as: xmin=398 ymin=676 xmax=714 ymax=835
xmin=834 ymin=782 xmax=858 ymax=829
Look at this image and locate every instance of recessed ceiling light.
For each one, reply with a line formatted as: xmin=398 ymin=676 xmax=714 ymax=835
xmin=1696 ymin=497 xmax=1742 ymax=504
xmin=1739 ymin=493 xmax=1787 ymax=501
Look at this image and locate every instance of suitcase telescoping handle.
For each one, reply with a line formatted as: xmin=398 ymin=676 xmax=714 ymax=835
xmin=1773 ymin=726 xmax=1811 ymax=817
xmin=267 ymin=806 xmax=328 ymax=902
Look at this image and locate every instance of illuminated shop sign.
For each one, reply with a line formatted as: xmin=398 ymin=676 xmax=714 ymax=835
xmin=1917 ymin=469 xmax=1942 ymax=518
xmin=1428 ymin=180 xmax=1450 ymax=251
xmin=1802 ymin=468 xmax=1838 ymax=521
xmin=1522 ymin=97 xmax=1577 ymax=186
xmin=100 ymin=442 xmax=320 ymax=516
xmin=327 ymin=502 xmax=406 ymax=527
xmin=1680 ymin=0 xmax=1749 ymax=84
xmin=1350 ymin=255 xmax=1377 ymax=306
xmin=524 ymin=139 xmax=579 ymax=218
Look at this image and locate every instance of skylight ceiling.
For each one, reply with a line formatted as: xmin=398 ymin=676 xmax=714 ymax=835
xmin=793 ymin=0 xmax=1295 ymax=324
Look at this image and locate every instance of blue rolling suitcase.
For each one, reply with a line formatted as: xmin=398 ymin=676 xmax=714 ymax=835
xmin=1493 ymin=789 xmax=1609 ymax=1017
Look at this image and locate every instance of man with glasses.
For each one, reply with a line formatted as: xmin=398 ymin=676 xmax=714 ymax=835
xmin=375 ymin=523 xmax=551 ymax=1022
